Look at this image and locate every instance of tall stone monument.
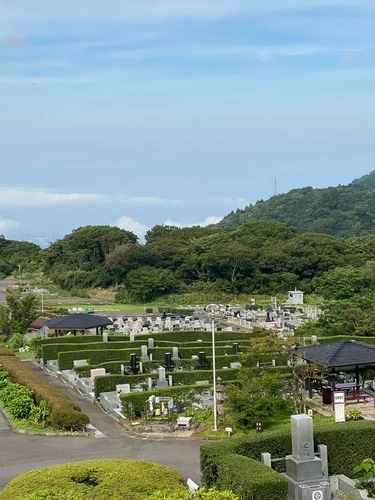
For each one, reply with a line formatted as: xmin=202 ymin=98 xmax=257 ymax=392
xmin=283 ymin=414 xmax=331 ymax=500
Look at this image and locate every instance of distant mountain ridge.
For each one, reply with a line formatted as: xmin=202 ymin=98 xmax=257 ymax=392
xmin=218 ymin=171 xmax=375 ymax=238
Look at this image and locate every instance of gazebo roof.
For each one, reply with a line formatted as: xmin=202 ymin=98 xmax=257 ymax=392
xmin=295 ymin=340 xmax=375 ymax=368
xmin=45 ymin=313 xmax=112 ymax=330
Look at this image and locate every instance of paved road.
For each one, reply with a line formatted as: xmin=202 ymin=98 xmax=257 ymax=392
xmin=0 ymin=361 xmax=203 ymax=492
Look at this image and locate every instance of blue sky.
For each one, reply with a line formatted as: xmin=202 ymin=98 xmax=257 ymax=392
xmin=1 ymin=0 xmax=374 ymax=243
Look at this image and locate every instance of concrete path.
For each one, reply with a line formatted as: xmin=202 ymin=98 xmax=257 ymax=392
xmin=0 ymin=361 xmax=203 ymax=492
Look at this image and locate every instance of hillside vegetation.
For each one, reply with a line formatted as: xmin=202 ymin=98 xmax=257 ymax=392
xmin=3 ymin=222 xmax=375 ymax=307
xmin=218 ymin=185 xmax=375 ymax=238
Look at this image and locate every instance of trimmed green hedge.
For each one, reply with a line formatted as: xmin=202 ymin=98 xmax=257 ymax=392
xmin=94 ymin=369 xmax=240 ymax=398
xmin=0 ymin=347 xmax=16 ymax=357
xmin=57 ymin=347 xmax=248 ymax=370
xmin=318 ymin=335 xmax=375 ymax=345
xmin=120 ymin=385 xmax=210 ymax=418
xmin=200 ymin=420 xmax=375 ymax=500
xmin=40 ymin=339 xmax=252 ymax=365
xmin=0 ymin=459 xmax=186 ymax=500
xmin=0 ymin=356 xmax=89 ymax=431
xmin=215 ymin=455 xmax=287 ymax=500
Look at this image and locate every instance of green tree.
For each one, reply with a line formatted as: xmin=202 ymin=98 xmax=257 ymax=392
xmin=124 ymin=267 xmax=180 ymax=302
xmin=5 ymin=289 xmax=38 ymax=336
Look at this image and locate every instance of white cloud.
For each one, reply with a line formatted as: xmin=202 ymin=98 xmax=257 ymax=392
xmin=163 ymin=215 xmax=223 ymax=227
xmin=115 ymin=215 xmax=150 ymax=241
xmin=0 ymin=189 xmax=104 ymax=207
xmin=0 ymin=189 xmax=181 ymax=208
xmin=0 ymin=216 xmax=19 ymax=234
xmin=200 ymin=216 xmax=223 ymax=226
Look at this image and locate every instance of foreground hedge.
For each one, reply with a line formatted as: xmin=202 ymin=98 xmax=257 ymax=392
xmin=0 ymin=356 xmax=89 ymax=431
xmin=200 ymin=421 xmax=375 ymax=500
xmin=0 ymin=347 xmax=15 ymax=357
xmin=0 ymin=459 xmax=186 ymax=500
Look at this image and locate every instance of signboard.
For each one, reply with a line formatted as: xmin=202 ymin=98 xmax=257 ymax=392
xmin=334 ymin=391 xmax=346 ymax=423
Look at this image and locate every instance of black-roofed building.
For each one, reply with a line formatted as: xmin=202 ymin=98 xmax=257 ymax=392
xmin=295 ymin=339 xmax=375 ymax=402
xmin=44 ymin=313 xmax=113 ymax=337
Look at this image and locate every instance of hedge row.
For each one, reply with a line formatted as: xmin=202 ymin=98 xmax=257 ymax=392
xmin=0 ymin=354 xmax=89 ymax=431
xmin=0 ymin=348 xmax=16 ymax=357
xmin=78 ymin=354 xmax=243 ymax=377
xmin=42 ymin=339 xmax=253 ymax=365
xmin=318 ymin=335 xmax=375 ymax=345
xmin=94 ymin=368 xmax=240 ymax=398
xmin=200 ymin=421 xmax=375 ymax=499
xmin=213 ymin=455 xmax=287 ymax=500
xmin=119 ymin=384 xmax=212 ymax=418
xmin=57 ymin=346 xmax=248 ymax=370
xmin=36 ymin=329 xmax=253 ymax=349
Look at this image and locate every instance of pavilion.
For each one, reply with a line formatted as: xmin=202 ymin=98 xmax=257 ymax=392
xmin=44 ymin=313 xmax=113 ymax=337
xmin=295 ymin=339 xmax=375 ymax=401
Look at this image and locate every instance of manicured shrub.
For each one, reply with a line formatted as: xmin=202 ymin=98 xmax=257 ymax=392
xmin=94 ymin=369 xmax=239 ymax=398
xmin=0 ymin=355 xmax=89 ymax=431
xmin=200 ymin=420 xmax=375 ymax=500
xmin=0 ymin=347 xmax=15 ymax=357
xmin=0 ymin=459 xmax=186 ymax=500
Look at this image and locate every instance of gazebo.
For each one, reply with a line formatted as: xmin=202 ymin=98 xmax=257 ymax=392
xmin=44 ymin=313 xmax=113 ymax=337
xmin=295 ymin=339 xmax=375 ymax=403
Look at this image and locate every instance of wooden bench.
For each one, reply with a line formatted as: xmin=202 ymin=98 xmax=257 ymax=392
xmin=345 ymin=394 xmax=368 ymax=404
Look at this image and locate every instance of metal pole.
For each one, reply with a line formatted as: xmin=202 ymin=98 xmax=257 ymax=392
xmin=212 ymin=313 xmax=218 ymax=432
xmin=41 ymin=292 xmax=44 ymax=314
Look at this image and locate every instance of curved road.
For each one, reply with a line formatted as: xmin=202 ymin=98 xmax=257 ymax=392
xmin=0 ymin=361 xmax=203 ymax=492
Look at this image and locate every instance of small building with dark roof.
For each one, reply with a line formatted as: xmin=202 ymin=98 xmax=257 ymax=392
xmin=44 ymin=313 xmax=113 ymax=337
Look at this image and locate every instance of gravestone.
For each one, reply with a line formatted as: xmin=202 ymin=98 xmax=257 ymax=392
xmin=168 ymin=375 xmax=173 ymax=386
xmin=232 ymin=343 xmax=239 ymax=354
xmin=90 ymin=368 xmax=106 ymax=384
xmin=116 ymin=384 xmax=130 ymax=394
xmin=172 ymin=347 xmax=179 ymax=360
xmin=130 ymin=332 xmax=135 ymax=342
xmin=157 ymin=366 xmax=168 ymax=389
xmin=141 ymin=345 xmax=149 ymax=362
xmin=103 ymin=332 xmax=108 ymax=343
xmin=73 ymin=359 xmax=87 ymax=368
xmin=130 ymin=353 xmax=139 ymax=374
xmin=147 ymin=377 xmax=153 ymax=391
xmin=164 ymin=352 xmax=173 ymax=371
xmin=148 ymin=338 xmax=155 ymax=349
xmin=282 ymin=414 xmax=331 ymax=500
xmin=198 ymin=351 xmax=208 ymax=370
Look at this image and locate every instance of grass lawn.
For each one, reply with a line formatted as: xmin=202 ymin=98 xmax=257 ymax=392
xmin=194 ymin=407 xmax=334 ymax=440
xmin=15 ymin=350 xmax=36 ymax=361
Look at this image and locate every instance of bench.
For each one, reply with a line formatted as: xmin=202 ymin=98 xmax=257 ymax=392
xmin=177 ymin=417 xmax=192 ymax=428
xmin=345 ymin=394 xmax=369 ymax=404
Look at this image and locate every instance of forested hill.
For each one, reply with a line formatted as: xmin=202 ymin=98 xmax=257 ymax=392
xmin=351 ymin=170 xmax=375 ymax=187
xmin=217 ymin=185 xmax=375 ymax=238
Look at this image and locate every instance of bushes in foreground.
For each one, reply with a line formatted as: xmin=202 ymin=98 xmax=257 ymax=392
xmin=0 ymin=352 xmax=89 ymax=431
xmin=200 ymin=421 xmax=375 ymax=500
xmin=0 ymin=459 xmax=186 ymax=500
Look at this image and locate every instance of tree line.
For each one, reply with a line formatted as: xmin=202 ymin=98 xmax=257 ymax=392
xmin=3 ymin=222 xmax=375 ymax=306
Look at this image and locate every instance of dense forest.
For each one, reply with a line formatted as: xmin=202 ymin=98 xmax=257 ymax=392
xmin=3 ymin=222 xmax=375 ymax=310
xmin=218 ymin=170 xmax=375 ymax=237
